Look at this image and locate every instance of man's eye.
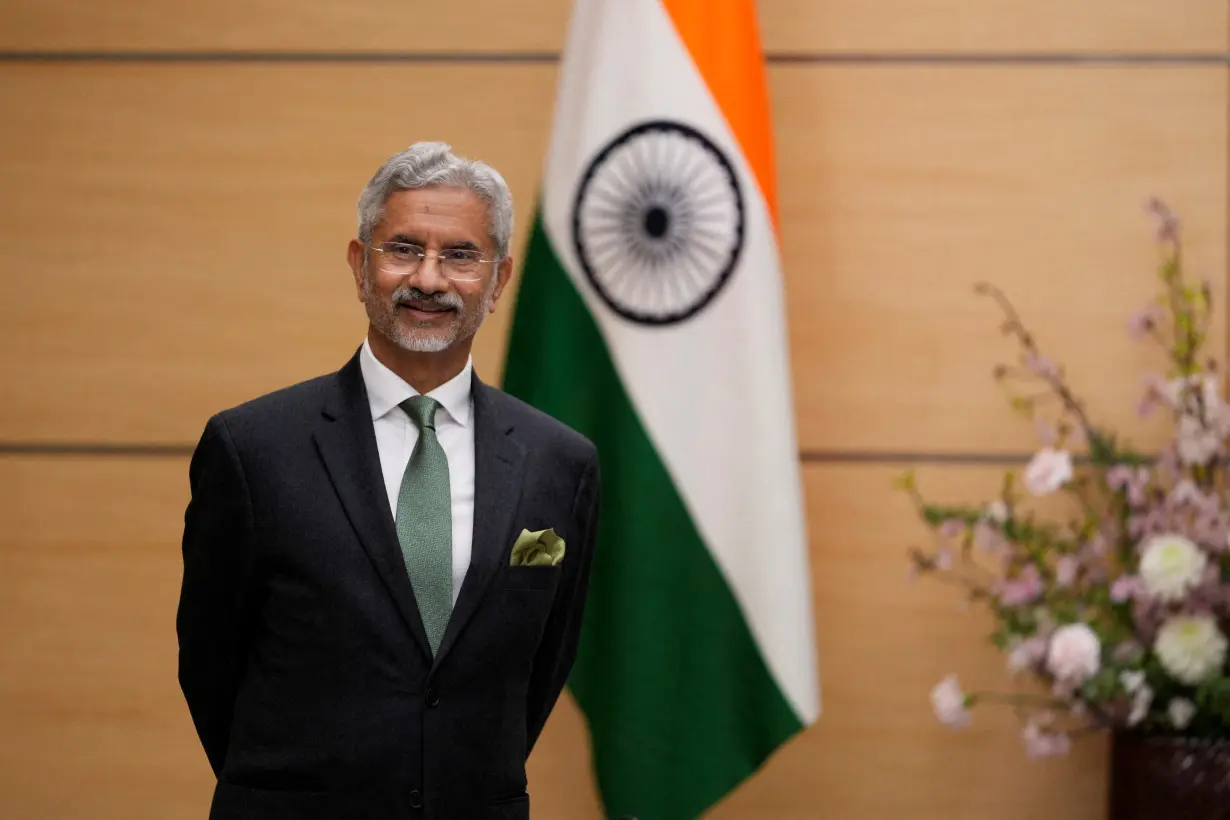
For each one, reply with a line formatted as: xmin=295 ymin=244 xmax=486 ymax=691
xmin=387 ymin=243 xmax=419 ymax=257
xmin=443 ymin=249 xmax=478 ymax=262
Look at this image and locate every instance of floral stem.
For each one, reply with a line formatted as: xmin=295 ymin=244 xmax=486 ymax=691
xmin=974 ymin=281 xmax=1095 ymax=439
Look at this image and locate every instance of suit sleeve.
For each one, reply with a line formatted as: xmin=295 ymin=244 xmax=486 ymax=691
xmin=525 ymin=448 xmax=601 ymax=753
xmin=176 ymin=414 xmax=255 ymax=777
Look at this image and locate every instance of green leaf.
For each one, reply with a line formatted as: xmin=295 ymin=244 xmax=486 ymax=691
xmin=891 ymin=469 xmax=917 ymax=492
xmin=1080 ymin=667 xmax=1119 ymax=703
xmin=1195 ymin=677 xmax=1230 ymax=726
xmin=920 ymin=504 xmax=983 ymax=527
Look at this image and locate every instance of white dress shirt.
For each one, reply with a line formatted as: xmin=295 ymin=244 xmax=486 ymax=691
xmin=359 ymin=338 xmax=475 ymax=605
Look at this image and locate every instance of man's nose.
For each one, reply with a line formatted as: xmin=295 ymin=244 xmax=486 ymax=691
xmin=408 ymin=252 xmax=451 ymax=292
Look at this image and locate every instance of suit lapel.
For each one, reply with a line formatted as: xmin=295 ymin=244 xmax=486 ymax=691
xmin=312 ymin=351 xmax=433 ymax=659
xmin=433 ymin=374 xmax=527 ymax=669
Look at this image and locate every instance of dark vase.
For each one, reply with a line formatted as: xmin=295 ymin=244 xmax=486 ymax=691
xmin=1108 ymin=732 xmax=1230 ymax=820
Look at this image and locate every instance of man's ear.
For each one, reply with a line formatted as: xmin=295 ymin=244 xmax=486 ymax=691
xmin=489 ymin=255 xmax=514 ymax=312
xmin=347 ymin=239 xmax=367 ymax=302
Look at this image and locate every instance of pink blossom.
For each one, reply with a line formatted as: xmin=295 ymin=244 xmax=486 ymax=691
xmin=1176 ymin=415 xmax=1221 ymax=466
xmin=1025 ymin=351 xmax=1060 ymax=379
xmin=1024 ymin=448 xmax=1073 ymax=496
xmin=1127 ymin=304 xmax=1165 ymax=341
xmin=973 ymin=521 xmax=1004 ymax=553
xmin=1169 ymin=479 xmax=1203 ymax=508
xmin=1084 ymin=533 xmax=1109 ymax=557
xmin=1046 ymin=623 xmax=1102 ymax=684
xmin=1128 ymin=510 xmax=1166 ymax=540
xmin=1055 ymin=556 xmax=1080 ymax=587
xmin=1146 ymin=197 xmax=1180 ymax=242
xmin=1107 ymin=465 xmax=1149 ymax=506
xmin=1007 ymin=636 xmax=1048 ymax=675
xmin=1137 ymin=391 xmax=1160 ymax=419
xmin=1111 ymin=575 xmax=1146 ymax=603
xmin=1185 ymin=579 xmax=1227 ymax=613
xmin=939 ymin=518 xmax=965 ymax=538
xmin=930 ymin=675 xmax=971 ymax=728
xmin=998 ymin=565 xmax=1044 ymax=606
xmin=1155 ymin=447 xmax=1181 ymax=482
xmin=1137 ymin=373 xmax=1169 ymax=418
xmin=1167 ymin=374 xmax=1222 ymax=416
xmin=1022 ymin=721 xmax=1072 ymax=758
xmin=983 ymin=500 xmax=1009 ymax=524
xmin=935 ymin=547 xmax=953 ymax=570
xmin=1190 ymin=512 xmax=1228 ymax=550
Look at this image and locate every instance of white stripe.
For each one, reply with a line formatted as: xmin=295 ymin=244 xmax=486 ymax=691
xmin=540 ymin=0 xmax=819 ymax=723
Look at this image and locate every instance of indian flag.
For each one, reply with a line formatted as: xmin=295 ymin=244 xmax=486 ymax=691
xmin=501 ymin=0 xmax=819 ymax=816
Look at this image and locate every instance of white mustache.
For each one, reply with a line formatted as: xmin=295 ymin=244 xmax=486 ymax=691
xmin=392 ymin=288 xmax=463 ymax=311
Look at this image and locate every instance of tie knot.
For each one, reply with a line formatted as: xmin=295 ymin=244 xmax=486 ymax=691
xmin=401 ymin=395 xmax=441 ymax=431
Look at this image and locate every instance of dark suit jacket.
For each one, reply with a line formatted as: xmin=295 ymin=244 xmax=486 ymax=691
xmin=176 ymin=349 xmax=600 ymax=820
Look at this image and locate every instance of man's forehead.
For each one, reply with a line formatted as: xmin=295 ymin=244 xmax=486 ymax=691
xmin=386 ymin=186 xmax=482 ymax=211
xmin=378 ymin=187 xmax=488 ymax=234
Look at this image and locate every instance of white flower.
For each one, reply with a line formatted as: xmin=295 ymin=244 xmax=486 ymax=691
xmin=1154 ymin=615 xmax=1229 ymax=685
xmin=1024 ymin=447 xmax=1074 ymax=496
xmin=1139 ymin=534 xmax=1208 ymax=602
xmin=1045 ymin=623 xmax=1101 ymax=684
xmin=1176 ymin=415 xmax=1221 ymax=465
xmin=983 ymin=500 xmax=1009 ymax=524
xmin=1119 ymin=669 xmax=1146 ymax=694
xmin=930 ymin=675 xmax=971 ymax=728
xmin=1165 ymin=374 xmax=1222 ymax=413
xmin=1128 ymin=684 xmax=1154 ymax=727
xmin=1168 ymin=698 xmax=1197 ymax=730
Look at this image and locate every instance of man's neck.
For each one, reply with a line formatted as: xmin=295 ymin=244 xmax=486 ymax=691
xmin=367 ymin=329 xmax=470 ymax=395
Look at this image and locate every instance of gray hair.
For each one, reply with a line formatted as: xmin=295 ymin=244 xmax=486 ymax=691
xmin=356 ymin=141 xmax=514 ymax=259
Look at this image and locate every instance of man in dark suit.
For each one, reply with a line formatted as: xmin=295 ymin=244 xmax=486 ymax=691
xmin=177 ymin=142 xmax=600 ymax=819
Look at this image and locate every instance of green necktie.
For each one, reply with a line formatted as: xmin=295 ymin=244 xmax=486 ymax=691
xmin=395 ymin=395 xmax=453 ymax=655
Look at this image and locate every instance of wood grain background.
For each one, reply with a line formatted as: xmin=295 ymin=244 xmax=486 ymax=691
xmin=1 ymin=1 xmax=1226 ymax=817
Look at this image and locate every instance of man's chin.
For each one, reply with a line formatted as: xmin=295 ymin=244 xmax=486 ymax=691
xmin=392 ymin=329 xmax=457 ymax=354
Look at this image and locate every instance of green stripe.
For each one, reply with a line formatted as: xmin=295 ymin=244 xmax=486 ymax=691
xmin=502 ymin=213 xmax=803 ymax=820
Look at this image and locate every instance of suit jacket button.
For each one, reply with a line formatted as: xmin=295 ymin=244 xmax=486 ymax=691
xmin=409 ymin=789 xmax=423 ymax=809
xmin=425 ymin=687 xmax=439 ymax=707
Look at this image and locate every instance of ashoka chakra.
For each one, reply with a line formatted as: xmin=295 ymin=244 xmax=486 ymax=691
xmin=571 ymin=120 xmax=745 ymax=326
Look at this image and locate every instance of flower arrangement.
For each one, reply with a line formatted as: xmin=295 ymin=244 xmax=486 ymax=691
xmin=900 ymin=200 xmax=1230 ymax=757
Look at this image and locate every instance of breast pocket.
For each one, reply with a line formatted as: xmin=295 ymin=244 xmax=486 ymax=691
xmin=494 ymin=568 xmax=561 ymax=663
xmin=504 ymin=565 xmax=562 ymax=591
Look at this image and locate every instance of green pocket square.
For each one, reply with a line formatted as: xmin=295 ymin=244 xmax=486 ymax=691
xmin=510 ymin=528 xmax=565 ymax=567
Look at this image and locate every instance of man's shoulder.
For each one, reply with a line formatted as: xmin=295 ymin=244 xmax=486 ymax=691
xmin=485 ymin=386 xmax=597 ymax=467
xmin=204 ymin=369 xmax=339 ymax=444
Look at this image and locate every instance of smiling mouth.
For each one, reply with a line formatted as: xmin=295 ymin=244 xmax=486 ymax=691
xmin=398 ymin=300 xmax=455 ymax=319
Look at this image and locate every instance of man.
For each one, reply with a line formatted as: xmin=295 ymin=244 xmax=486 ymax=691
xmin=177 ymin=142 xmax=600 ymax=819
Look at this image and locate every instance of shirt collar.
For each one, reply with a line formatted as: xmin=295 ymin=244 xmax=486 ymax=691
xmin=359 ymin=338 xmax=473 ymax=428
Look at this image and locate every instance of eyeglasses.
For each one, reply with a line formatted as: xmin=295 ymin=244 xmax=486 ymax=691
xmin=367 ymin=242 xmax=494 ymax=282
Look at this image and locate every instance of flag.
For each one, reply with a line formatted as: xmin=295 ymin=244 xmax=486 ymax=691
xmin=501 ymin=0 xmax=819 ymax=816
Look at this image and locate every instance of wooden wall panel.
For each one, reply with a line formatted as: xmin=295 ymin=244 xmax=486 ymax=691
xmin=0 ymin=63 xmax=557 ymax=443
xmin=2 ymin=64 xmax=1224 ymax=452
xmin=0 ymin=457 xmax=212 ymax=819
xmin=2 ymin=0 xmax=1225 ymax=54
xmin=527 ymin=464 xmax=1111 ymax=819
xmin=0 ymin=458 xmax=1111 ymax=819
xmin=760 ymin=0 xmax=1228 ymax=53
xmin=776 ymin=65 xmax=1227 ymax=453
